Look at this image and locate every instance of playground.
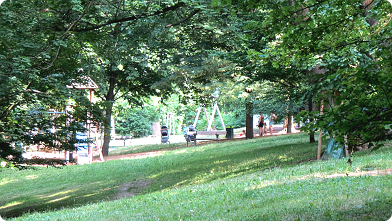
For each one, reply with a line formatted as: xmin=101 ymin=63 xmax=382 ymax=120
xmin=21 ymin=94 xmax=301 ymax=164
xmin=94 ymin=126 xmax=295 ymax=162
xmin=20 ymin=123 xmax=298 ymax=166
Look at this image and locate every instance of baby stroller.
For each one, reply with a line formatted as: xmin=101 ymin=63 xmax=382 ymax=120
xmin=161 ymin=125 xmax=170 ymax=144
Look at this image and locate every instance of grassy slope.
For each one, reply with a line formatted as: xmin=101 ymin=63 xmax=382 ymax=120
xmin=1 ymin=133 xmax=392 ymax=220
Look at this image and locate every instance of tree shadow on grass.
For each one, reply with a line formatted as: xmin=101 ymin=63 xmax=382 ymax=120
xmin=1 ymin=179 xmax=118 ymax=218
xmin=143 ymin=139 xmax=318 ymax=194
xmin=1 ymin=134 xmax=317 ymax=218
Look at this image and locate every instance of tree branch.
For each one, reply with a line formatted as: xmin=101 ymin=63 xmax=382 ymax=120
xmin=165 ymin=9 xmax=200 ymax=28
xmin=41 ymin=46 xmax=61 ymax=70
xmin=72 ymin=2 xmax=186 ymax=32
xmin=1 ymin=82 xmax=32 ymax=122
xmin=59 ymin=1 xmax=93 ymax=36
xmin=370 ymin=13 xmax=392 ymax=36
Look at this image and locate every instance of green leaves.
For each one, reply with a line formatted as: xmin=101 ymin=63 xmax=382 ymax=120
xmin=1 ymin=0 xmax=391 ymax=155
xmin=228 ymin=0 xmax=392 ymax=149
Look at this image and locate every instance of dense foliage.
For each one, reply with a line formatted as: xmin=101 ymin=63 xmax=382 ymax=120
xmin=1 ymin=0 xmax=391 ymax=159
xmin=115 ymin=105 xmax=159 ymax=138
xmin=0 ymin=0 xmax=216 ymax=156
xmin=210 ymin=0 xmax=392 ymax=148
xmin=0 ymin=0 xmax=103 ymax=160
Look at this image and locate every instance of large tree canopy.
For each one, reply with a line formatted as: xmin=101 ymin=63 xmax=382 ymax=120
xmin=1 ymin=0 xmax=391 ymax=160
xmin=0 ymin=0 xmax=88 ymax=150
xmin=227 ymin=0 xmax=392 ymax=148
xmin=66 ymin=0 xmax=215 ymax=156
xmin=0 ymin=0 xmax=225 ymax=157
xmin=0 ymin=0 xmax=221 ymax=162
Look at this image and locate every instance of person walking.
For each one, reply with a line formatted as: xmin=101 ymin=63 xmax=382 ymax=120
xmin=264 ymin=122 xmax=268 ymax=135
xmin=269 ymin=112 xmax=277 ymax=135
xmin=258 ymin=114 xmax=264 ymax=136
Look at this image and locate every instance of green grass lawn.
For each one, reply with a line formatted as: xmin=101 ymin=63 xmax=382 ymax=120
xmin=107 ymin=142 xmax=184 ymax=156
xmin=1 ymin=133 xmax=392 ymax=220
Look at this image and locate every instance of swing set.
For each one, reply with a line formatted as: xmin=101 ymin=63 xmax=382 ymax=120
xmin=185 ymin=101 xmax=228 ymax=146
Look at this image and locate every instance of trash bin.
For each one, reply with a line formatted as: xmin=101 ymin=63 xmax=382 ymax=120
xmin=161 ymin=125 xmax=169 ymax=144
xmin=226 ymin=126 xmax=234 ymax=139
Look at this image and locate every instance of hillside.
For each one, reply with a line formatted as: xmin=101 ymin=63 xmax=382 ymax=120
xmin=1 ymin=133 xmax=392 ymax=220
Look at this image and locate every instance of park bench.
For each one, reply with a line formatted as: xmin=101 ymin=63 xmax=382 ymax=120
xmin=112 ymin=135 xmax=132 ymax=146
xmin=186 ymin=130 xmax=227 ymax=146
xmin=112 ymin=135 xmax=132 ymax=140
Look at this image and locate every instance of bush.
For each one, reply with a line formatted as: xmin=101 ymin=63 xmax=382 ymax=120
xmin=115 ymin=106 xmax=159 ymax=138
xmin=0 ymin=142 xmax=23 ymax=163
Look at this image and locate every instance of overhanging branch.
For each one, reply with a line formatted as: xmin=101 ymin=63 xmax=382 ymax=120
xmin=165 ymin=9 xmax=200 ymax=28
xmin=72 ymin=2 xmax=186 ymax=32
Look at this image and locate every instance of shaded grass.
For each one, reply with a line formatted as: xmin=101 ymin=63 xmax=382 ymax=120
xmin=1 ymin=133 xmax=312 ymax=218
xmin=107 ymin=142 xmax=184 ymax=156
xmin=2 ymin=133 xmax=392 ymax=220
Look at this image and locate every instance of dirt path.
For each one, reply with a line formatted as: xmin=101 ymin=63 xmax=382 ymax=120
xmin=93 ymin=150 xmax=163 ymax=162
xmin=92 ymin=127 xmax=296 ymax=162
xmin=92 ymin=139 xmax=237 ymax=162
xmin=92 ymin=133 xmax=392 ymax=201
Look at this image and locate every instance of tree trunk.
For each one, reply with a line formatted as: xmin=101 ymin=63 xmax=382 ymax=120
xmin=287 ymin=115 xmax=293 ymax=134
xmin=245 ymin=99 xmax=254 ymax=139
xmin=308 ymin=97 xmax=316 ymax=143
xmin=102 ymin=71 xmax=117 ymax=157
xmin=317 ymin=100 xmax=324 ymax=160
xmin=102 ymin=108 xmax=112 ymax=157
xmin=362 ymin=0 xmax=378 ymax=26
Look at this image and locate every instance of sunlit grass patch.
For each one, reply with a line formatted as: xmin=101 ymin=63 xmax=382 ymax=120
xmin=108 ymin=143 xmax=182 ymax=156
xmin=2 ymin=133 xmax=392 ymax=220
xmin=0 ymin=201 xmax=23 ymax=210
